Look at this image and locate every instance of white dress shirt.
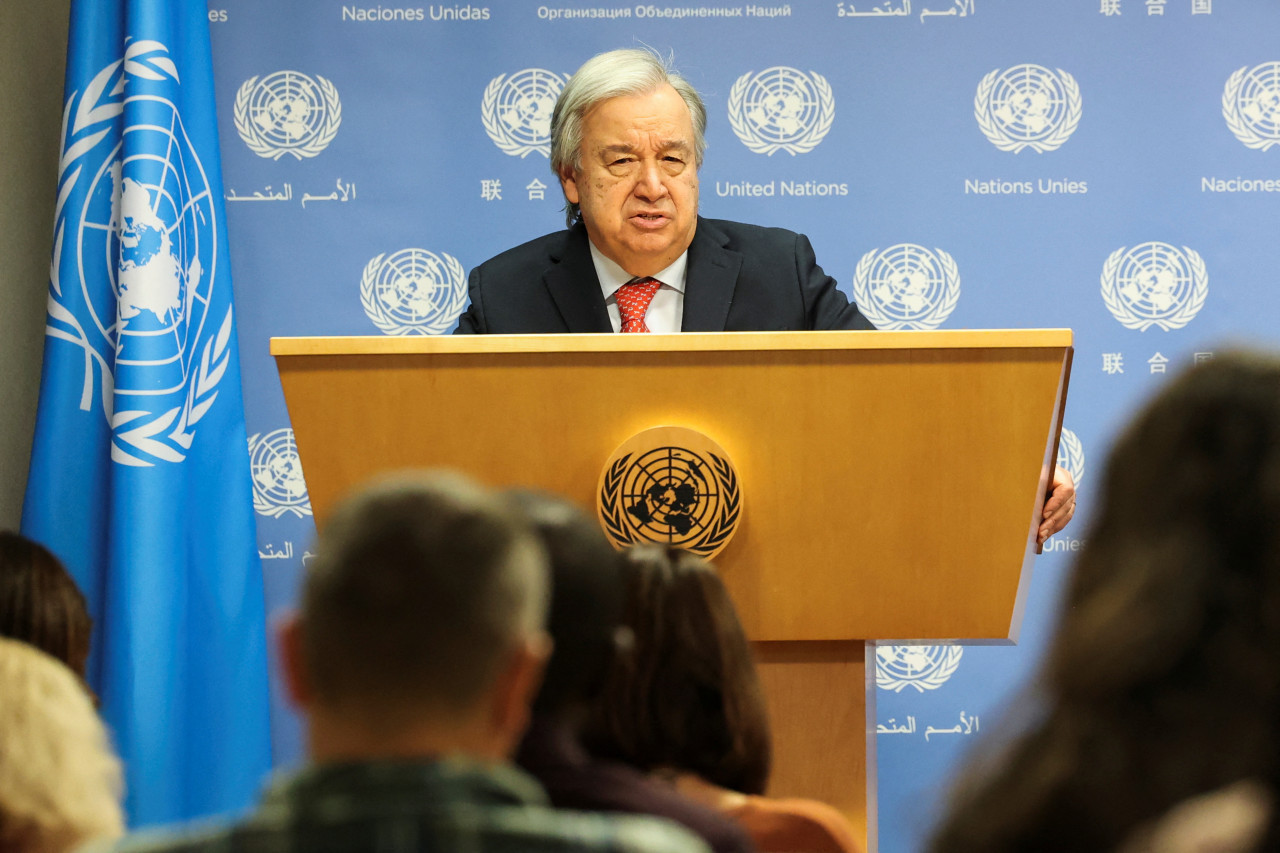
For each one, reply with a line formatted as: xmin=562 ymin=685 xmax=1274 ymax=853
xmin=589 ymin=242 xmax=688 ymax=333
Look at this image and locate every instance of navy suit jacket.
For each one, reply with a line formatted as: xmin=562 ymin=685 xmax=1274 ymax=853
xmin=455 ymin=217 xmax=874 ymax=333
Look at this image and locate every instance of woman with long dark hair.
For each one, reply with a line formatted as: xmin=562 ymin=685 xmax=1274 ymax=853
xmin=590 ymin=545 xmax=859 ymax=853
xmin=930 ymin=353 xmax=1280 ymax=853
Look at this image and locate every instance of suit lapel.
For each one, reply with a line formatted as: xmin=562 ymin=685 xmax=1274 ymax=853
xmin=544 ymin=225 xmax=612 ymax=332
xmin=680 ymin=218 xmax=742 ymax=332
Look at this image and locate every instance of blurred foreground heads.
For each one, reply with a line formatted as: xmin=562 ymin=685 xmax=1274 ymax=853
xmin=508 ymin=491 xmax=755 ymax=853
xmin=0 ymin=531 xmax=92 ymax=681
xmin=590 ymin=545 xmax=860 ymax=853
xmin=97 ymin=471 xmax=708 ymax=853
xmin=929 ymin=353 xmax=1280 ymax=853
xmin=0 ymin=637 xmax=123 ymax=853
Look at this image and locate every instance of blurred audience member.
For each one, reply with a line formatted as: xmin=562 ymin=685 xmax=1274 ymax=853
xmin=0 ymin=531 xmax=91 ymax=679
xmin=1116 ymin=781 xmax=1271 ymax=853
xmin=0 ymin=636 xmax=123 ymax=853
xmin=92 ymin=472 xmax=707 ymax=853
xmin=508 ymin=491 xmax=755 ymax=853
xmin=928 ymin=354 xmax=1280 ymax=853
xmin=590 ymin=545 xmax=859 ymax=853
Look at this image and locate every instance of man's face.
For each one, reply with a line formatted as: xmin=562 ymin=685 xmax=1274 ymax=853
xmin=560 ymin=84 xmax=699 ymax=278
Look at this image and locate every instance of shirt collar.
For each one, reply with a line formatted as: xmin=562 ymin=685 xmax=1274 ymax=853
xmin=589 ymin=241 xmax=688 ymax=301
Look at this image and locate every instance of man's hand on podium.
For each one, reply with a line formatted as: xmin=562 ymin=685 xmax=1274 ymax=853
xmin=1038 ymin=465 xmax=1077 ymax=545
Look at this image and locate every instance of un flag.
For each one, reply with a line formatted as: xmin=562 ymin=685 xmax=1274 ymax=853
xmin=22 ymin=0 xmax=271 ymax=828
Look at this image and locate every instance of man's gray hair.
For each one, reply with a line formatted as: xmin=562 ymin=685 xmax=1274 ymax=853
xmin=302 ymin=470 xmax=548 ymax=722
xmin=551 ymin=48 xmax=707 ymax=226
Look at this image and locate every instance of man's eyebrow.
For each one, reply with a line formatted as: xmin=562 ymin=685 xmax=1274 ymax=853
xmin=596 ymin=139 xmax=692 ymax=158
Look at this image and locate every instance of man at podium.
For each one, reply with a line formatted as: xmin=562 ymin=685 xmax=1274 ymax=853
xmin=455 ymin=47 xmax=1076 ymax=542
xmin=455 ymin=48 xmax=872 ymax=336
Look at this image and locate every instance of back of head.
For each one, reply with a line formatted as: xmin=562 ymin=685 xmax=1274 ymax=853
xmin=301 ymin=471 xmax=548 ymax=726
xmin=0 ymin=532 xmax=92 ymax=679
xmin=551 ymin=47 xmax=708 ymax=226
xmin=930 ymin=353 xmax=1280 ymax=853
xmin=588 ymin=546 xmax=771 ymax=795
xmin=0 ymin=637 xmax=122 ymax=853
xmin=504 ymin=490 xmax=626 ymax=718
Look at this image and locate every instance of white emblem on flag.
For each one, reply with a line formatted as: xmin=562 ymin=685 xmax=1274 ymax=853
xmin=975 ymin=64 xmax=1082 ymax=153
xmin=359 ymin=249 xmax=468 ymax=335
xmin=1057 ymin=427 xmax=1085 ymax=489
xmin=876 ymin=645 xmax=964 ymax=693
xmin=1222 ymin=62 xmax=1280 ymax=151
xmin=481 ymin=69 xmax=569 ymax=158
xmin=233 ymin=71 xmax=342 ymax=160
xmin=1101 ymin=243 xmax=1208 ymax=331
xmin=853 ymin=244 xmax=960 ymax=330
xmin=248 ymin=429 xmax=311 ymax=518
xmin=728 ymin=67 xmax=835 ymax=155
xmin=49 ymin=41 xmax=232 ymax=467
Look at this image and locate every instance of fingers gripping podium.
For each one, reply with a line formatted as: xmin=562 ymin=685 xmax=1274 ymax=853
xmin=273 ymin=329 xmax=1073 ymax=852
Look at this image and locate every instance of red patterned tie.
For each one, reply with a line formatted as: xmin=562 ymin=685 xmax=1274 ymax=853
xmin=616 ymin=277 xmax=663 ymax=333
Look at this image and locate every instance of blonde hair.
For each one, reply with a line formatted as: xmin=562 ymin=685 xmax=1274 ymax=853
xmin=0 ymin=638 xmax=123 ymax=853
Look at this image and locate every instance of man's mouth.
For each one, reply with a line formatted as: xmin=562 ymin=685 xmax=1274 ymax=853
xmin=631 ymin=212 xmax=669 ymax=227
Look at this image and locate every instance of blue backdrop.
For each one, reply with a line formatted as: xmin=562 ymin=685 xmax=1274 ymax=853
xmin=204 ymin=2 xmax=1280 ymax=849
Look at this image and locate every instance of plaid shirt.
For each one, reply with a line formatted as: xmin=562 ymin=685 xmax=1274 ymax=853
xmin=94 ymin=759 xmax=711 ymax=853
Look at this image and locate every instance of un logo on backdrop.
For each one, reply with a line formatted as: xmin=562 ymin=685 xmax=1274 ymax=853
xmin=248 ymin=429 xmax=311 ymax=519
xmin=234 ymin=71 xmax=342 ymax=160
xmin=728 ymin=67 xmax=835 ymax=155
xmin=876 ymin=645 xmax=964 ymax=693
xmin=1223 ymin=62 xmax=1280 ymax=151
xmin=975 ymin=65 xmax=1081 ymax=153
xmin=482 ymin=69 xmax=570 ymax=158
xmin=51 ymin=42 xmax=232 ymax=467
xmin=1057 ymin=427 xmax=1085 ymax=488
xmin=852 ymin=244 xmax=960 ymax=330
xmin=1101 ymin=243 xmax=1207 ymax=331
xmin=360 ymin=249 xmax=467 ymax=335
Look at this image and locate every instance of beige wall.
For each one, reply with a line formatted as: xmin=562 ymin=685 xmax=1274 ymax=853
xmin=0 ymin=2 xmax=70 ymax=528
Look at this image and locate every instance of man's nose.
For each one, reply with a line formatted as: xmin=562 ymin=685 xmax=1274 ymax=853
xmin=633 ymin=161 xmax=668 ymax=201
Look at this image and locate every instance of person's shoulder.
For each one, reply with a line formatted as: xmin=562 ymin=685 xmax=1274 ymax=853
xmin=698 ymin=218 xmax=805 ymax=250
xmin=78 ymin=820 xmax=234 ymax=853
xmin=473 ymin=227 xmax=577 ymax=272
xmin=489 ymin=805 xmax=712 ymax=853
xmin=730 ymin=795 xmax=861 ymax=853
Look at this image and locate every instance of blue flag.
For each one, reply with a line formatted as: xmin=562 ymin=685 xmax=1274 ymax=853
xmin=22 ymin=0 xmax=271 ymax=828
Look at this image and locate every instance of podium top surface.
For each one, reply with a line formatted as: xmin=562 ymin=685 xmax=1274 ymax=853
xmin=271 ymin=329 xmax=1073 ymax=357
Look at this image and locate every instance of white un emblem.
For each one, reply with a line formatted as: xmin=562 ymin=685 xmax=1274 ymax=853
xmin=1101 ymin=242 xmax=1208 ymax=332
xmin=248 ymin=429 xmax=311 ymax=519
xmin=359 ymin=249 xmax=468 ymax=335
xmin=48 ymin=42 xmax=232 ymax=467
xmin=233 ymin=71 xmax=342 ymax=160
xmin=481 ymin=69 xmax=569 ymax=158
xmin=975 ymin=64 xmax=1082 ymax=154
xmin=1057 ymin=427 xmax=1085 ymax=489
xmin=853 ymin=244 xmax=960 ymax=330
xmin=1223 ymin=62 xmax=1280 ymax=151
xmin=876 ymin=645 xmax=964 ymax=693
xmin=728 ymin=67 xmax=835 ymax=156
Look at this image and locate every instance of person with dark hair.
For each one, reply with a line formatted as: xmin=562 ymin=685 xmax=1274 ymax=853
xmin=0 ymin=531 xmax=92 ymax=680
xmin=508 ymin=491 xmax=755 ymax=853
xmin=928 ymin=353 xmax=1280 ymax=853
xmin=92 ymin=472 xmax=707 ymax=853
xmin=590 ymin=545 xmax=859 ymax=853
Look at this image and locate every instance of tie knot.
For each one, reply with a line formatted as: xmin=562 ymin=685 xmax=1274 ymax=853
xmin=617 ymin=277 xmax=662 ymax=333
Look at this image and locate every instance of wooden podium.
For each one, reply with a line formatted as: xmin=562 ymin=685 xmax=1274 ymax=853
xmin=273 ymin=329 xmax=1072 ymax=852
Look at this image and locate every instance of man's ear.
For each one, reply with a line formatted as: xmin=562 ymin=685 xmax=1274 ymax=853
xmin=559 ymin=167 xmax=580 ymax=205
xmin=488 ymin=632 xmax=552 ymax=754
xmin=276 ymin=610 xmax=314 ymax=710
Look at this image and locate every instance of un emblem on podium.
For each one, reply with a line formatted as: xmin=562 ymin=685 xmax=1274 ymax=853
xmin=598 ymin=427 xmax=742 ymax=559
